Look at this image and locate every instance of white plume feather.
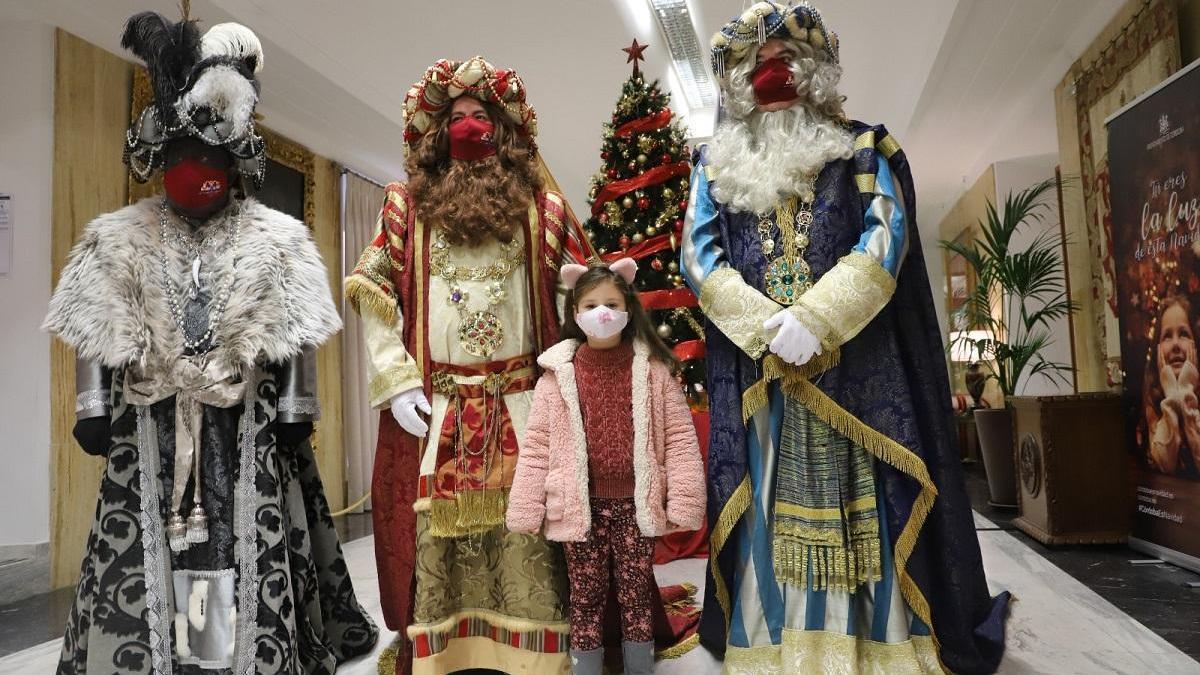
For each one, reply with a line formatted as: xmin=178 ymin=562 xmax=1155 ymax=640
xmin=201 ymin=22 xmax=264 ymax=73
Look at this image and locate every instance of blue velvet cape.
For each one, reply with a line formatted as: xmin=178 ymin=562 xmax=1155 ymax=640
xmin=698 ymin=122 xmax=1009 ymax=674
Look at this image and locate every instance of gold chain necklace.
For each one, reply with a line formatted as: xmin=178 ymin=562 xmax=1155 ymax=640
xmin=760 ymin=176 xmax=818 ymax=306
xmin=430 ymin=233 xmax=526 ymax=358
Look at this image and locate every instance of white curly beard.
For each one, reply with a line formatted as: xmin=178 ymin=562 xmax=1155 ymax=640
xmin=707 ymin=104 xmax=853 ymax=216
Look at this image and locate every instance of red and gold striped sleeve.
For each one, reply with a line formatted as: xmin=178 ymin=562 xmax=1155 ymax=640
xmin=345 ymin=182 xmax=410 ymax=325
xmin=540 ymin=190 xmax=597 ymax=272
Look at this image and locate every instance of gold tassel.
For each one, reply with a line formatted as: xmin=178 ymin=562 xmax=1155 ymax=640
xmin=772 ymin=537 xmax=882 ymax=591
xmin=427 ymin=490 xmax=509 ymax=538
xmin=376 ymin=637 xmax=402 ymax=675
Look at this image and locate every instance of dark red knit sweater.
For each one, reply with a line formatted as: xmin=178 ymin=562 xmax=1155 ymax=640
xmin=575 ymin=341 xmax=635 ymax=498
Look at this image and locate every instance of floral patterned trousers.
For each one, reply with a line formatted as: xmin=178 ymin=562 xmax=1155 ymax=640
xmin=563 ymin=498 xmax=655 ymax=651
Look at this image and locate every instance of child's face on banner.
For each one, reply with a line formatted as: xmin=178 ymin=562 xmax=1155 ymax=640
xmin=1159 ymin=303 xmax=1196 ymax=377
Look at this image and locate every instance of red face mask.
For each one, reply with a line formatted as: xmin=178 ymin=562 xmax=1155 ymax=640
xmin=448 ymin=117 xmax=497 ymax=161
xmin=751 ymin=57 xmax=799 ymax=106
xmin=163 ymin=157 xmax=230 ymax=211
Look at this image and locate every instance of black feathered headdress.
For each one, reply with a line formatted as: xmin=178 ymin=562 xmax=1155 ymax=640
xmin=122 ymin=10 xmax=267 ymax=187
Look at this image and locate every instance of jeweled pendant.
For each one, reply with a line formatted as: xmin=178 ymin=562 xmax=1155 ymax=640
xmin=458 ymin=311 xmax=505 ymax=358
xmin=764 ymin=257 xmax=813 ymax=306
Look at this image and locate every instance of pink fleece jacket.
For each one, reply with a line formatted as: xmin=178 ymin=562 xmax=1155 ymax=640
xmin=506 ymin=339 xmax=706 ymax=542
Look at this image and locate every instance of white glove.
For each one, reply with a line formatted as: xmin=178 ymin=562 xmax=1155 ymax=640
xmin=390 ymin=387 xmax=432 ymax=438
xmin=763 ymin=309 xmax=822 ymax=366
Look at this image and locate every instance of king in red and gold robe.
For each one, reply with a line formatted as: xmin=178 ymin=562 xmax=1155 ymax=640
xmin=346 ymin=181 xmax=593 ymax=674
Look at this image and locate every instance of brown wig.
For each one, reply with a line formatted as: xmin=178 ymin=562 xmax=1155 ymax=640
xmin=406 ymin=99 xmax=543 ymax=247
xmin=560 ymin=264 xmax=681 ymax=373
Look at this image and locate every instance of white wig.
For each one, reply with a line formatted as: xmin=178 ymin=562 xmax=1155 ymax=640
xmin=707 ymin=39 xmax=854 ymax=215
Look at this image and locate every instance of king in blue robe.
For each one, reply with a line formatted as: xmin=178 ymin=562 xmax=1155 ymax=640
xmin=683 ymin=3 xmax=1009 ymax=673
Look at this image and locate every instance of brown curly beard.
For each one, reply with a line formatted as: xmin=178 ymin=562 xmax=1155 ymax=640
xmin=406 ymin=105 xmax=543 ymax=247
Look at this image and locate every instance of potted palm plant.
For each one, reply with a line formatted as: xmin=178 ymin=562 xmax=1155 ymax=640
xmin=941 ymin=178 xmax=1076 ymax=507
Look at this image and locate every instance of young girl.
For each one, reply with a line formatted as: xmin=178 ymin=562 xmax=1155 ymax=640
xmin=506 ymin=259 xmax=706 ymax=675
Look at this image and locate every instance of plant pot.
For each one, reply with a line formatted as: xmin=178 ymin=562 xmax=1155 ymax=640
xmin=974 ymin=408 xmax=1017 ymax=508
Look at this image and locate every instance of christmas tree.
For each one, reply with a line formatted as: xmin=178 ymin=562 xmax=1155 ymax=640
xmin=584 ymin=41 xmax=707 ymax=408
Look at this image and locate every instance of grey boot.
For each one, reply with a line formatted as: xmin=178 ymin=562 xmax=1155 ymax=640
xmin=570 ymin=646 xmax=604 ymax=675
xmin=622 ymin=639 xmax=655 ymax=675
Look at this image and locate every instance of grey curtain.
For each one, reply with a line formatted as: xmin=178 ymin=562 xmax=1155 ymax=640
xmin=341 ymin=171 xmax=386 ymax=512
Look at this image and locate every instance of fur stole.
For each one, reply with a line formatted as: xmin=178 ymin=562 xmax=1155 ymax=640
xmin=44 ymin=196 xmax=341 ymax=372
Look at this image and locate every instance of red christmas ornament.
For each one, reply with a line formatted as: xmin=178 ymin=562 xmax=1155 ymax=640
xmin=619 ymin=235 xmax=631 ymax=249
xmin=637 ymin=197 xmax=651 ymax=210
xmin=674 ymin=218 xmax=684 ymax=232
xmin=601 ymin=151 xmax=609 ymax=160
xmin=651 ymin=258 xmax=664 ymax=271
xmin=598 ymin=213 xmax=609 ymax=224
xmin=607 ymin=167 xmax=618 ymax=179
xmin=661 ymin=153 xmax=673 ymax=164
xmin=678 ymin=200 xmax=688 ymax=211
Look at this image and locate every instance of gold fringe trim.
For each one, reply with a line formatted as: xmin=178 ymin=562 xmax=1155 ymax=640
xmin=708 ymin=476 xmax=752 ymax=622
xmin=428 ymin=489 xmax=509 ymax=538
xmin=345 ymin=275 xmax=397 ymax=326
xmin=656 ymin=632 xmax=700 ymax=660
xmin=742 ymin=351 xmax=842 ymax=424
xmin=771 ymin=536 xmax=882 ymax=591
xmin=783 ymin=377 xmax=942 ymax=654
xmin=377 ymin=636 xmax=402 ymax=675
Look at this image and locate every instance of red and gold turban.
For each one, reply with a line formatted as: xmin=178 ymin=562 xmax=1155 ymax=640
xmin=402 ymin=56 xmax=537 ymax=152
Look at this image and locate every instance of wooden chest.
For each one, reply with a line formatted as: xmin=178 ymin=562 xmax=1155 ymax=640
xmin=1010 ymin=393 xmax=1131 ymax=545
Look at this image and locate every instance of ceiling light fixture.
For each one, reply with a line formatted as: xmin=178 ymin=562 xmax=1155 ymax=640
xmin=646 ymin=0 xmax=718 ymax=110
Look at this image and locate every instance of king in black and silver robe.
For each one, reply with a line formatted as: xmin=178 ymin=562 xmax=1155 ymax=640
xmin=45 ymin=196 xmax=378 ymax=674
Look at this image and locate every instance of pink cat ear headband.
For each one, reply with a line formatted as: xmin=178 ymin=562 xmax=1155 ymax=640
xmin=560 ymin=258 xmax=637 ymax=289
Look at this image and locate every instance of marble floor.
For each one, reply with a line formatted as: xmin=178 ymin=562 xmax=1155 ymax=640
xmin=2 ymin=512 xmax=1198 ymax=674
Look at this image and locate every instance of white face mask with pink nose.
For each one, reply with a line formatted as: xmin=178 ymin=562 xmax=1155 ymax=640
xmin=575 ymin=306 xmax=629 ymax=340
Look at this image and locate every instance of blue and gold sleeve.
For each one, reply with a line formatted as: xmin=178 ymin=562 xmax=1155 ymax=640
xmin=681 ymin=147 xmax=783 ymax=359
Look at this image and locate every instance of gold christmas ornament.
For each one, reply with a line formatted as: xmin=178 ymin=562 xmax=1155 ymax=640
xmin=657 ymin=323 xmax=672 ymax=338
xmin=632 ymin=233 xmax=645 ymax=244
xmin=622 ymin=196 xmax=635 ymax=209
xmin=637 ymin=153 xmax=648 ymax=165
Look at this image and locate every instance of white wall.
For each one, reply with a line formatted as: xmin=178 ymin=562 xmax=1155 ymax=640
xmin=0 ymin=22 xmax=55 ymax=548
xmin=993 ymin=155 xmax=1074 ymax=396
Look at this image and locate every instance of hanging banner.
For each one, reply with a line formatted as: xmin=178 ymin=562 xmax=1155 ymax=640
xmin=1107 ymin=59 xmax=1200 ymax=572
